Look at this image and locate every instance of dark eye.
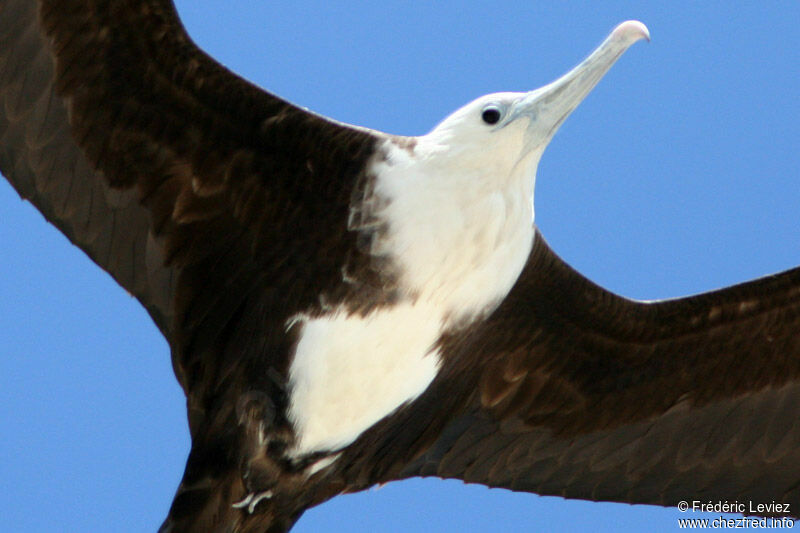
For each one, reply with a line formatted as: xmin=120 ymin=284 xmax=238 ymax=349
xmin=481 ymin=106 xmax=502 ymax=125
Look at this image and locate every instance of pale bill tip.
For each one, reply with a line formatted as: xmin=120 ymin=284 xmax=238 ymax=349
xmin=611 ymin=20 xmax=651 ymax=44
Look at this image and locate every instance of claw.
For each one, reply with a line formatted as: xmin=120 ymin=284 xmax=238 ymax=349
xmin=232 ymin=490 xmax=273 ymax=514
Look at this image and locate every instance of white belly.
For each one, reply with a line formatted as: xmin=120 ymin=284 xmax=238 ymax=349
xmin=287 ymin=302 xmax=443 ymax=455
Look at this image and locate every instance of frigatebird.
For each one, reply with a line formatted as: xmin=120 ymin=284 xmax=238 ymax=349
xmin=1 ymin=1 xmax=800 ymax=532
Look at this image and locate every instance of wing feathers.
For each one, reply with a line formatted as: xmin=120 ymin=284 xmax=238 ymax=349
xmin=2 ymin=0 xmax=382 ymax=364
xmin=0 ymin=0 xmax=177 ymax=336
xmin=2 ymin=3 xmax=385 ymax=526
xmin=404 ymin=232 xmax=800 ymax=514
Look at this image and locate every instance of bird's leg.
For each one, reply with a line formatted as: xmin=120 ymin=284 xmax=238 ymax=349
xmin=233 ymin=389 xmax=294 ymax=513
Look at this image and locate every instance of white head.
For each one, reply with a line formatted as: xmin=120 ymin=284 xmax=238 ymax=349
xmin=418 ymin=20 xmax=650 ymax=190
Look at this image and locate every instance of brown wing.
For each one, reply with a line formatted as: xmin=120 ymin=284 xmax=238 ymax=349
xmin=0 ymin=0 xmax=177 ymax=335
xmin=403 ymin=230 xmax=800 ymax=515
xmin=0 ymin=0 xmax=380 ymax=390
xmin=0 ymin=3 xmax=384 ymax=528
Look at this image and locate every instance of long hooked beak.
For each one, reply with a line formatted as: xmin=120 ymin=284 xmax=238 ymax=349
xmin=508 ymin=20 xmax=649 ymax=145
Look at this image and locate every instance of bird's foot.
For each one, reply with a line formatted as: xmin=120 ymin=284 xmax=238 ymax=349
xmin=232 ymin=490 xmax=274 ymax=514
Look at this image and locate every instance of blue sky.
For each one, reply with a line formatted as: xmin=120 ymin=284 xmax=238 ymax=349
xmin=1 ymin=1 xmax=798 ymax=531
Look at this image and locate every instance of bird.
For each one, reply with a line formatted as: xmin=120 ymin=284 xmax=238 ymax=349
xmin=3 ymin=1 xmax=800 ymax=532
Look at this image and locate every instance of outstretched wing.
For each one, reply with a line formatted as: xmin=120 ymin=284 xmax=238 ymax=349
xmin=0 ymin=0 xmax=381 ymax=390
xmin=403 ymin=230 xmax=800 ymax=514
xmin=0 ymin=3 xmax=385 ymax=528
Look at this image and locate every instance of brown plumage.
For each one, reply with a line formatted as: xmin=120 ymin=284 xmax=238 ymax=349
xmin=1 ymin=1 xmax=799 ymax=532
